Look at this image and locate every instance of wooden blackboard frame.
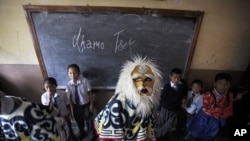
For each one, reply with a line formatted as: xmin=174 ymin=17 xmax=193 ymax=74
xmin=23 ymin=5 xmax=204 ymax=89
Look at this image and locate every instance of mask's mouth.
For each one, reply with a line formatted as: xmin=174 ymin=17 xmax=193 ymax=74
xmin=141 ymin=88 xmax=148 ymax=94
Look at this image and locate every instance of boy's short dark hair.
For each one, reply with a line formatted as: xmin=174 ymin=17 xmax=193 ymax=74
xmin=192 ymin=79 xmax=203 ymax=87
xmin=67 ymin=64 xmax=80 ymax=72
xmin=44 ymin=77 xmax=58 ymax=86
xmin=214 ymin=72 xmax=232 ymax=82
xmin=170 ymin=68 xmax=182 ymax=75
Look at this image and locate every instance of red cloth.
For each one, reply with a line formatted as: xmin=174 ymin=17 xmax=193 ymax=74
xmin=202 ymin=89 xmax=233 ymax=119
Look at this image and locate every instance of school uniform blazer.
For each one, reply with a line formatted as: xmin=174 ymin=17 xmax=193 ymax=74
xmin=159 ymin=79 xmax=188 ymax=111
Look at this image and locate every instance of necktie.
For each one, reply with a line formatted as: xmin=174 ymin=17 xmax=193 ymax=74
xmin=186 ymin=93 xmax=195 ymax=108
xmin=49 ymin=95 xmax=57 ymax=107
xmin=49 ymin=95 xmax=53 ymax=106
xmin=52 ymin=97 xmax=58 ymax=107
xmin=75 ymin=85 xmax=80 ymax=105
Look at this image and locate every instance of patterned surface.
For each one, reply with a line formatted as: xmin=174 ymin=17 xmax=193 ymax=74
xmin=94 ymin=94 xmax=156 ymax=141
xmin=0 ymin=96 xmax=64 ymax=141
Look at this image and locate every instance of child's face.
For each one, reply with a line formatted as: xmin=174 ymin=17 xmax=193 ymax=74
xmin=68 ymin=67 xmax=80 ymax=82
xmin=214 ymin=79 xmax=231 ymax=94
xmin=44 ymin=83 xmax=56 ymax=95
xmin=192 ymin=83 xmax=202 ymax=94
xmin=170 ymin=73 xmax=182 ymax=84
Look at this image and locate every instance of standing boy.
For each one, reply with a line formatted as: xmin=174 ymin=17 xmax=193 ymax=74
xmin=155 ymin=68 xmax=188 ymax=140
xmin=186 ymin=73 xmax=233 ymax=141
xmin=65 ymin=64 xmax=93 ymax=140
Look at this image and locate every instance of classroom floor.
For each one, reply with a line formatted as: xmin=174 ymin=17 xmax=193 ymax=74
xmin=72 ymin=125 xmax=230 ymax=141
xmin=72 ymin=128 xmax=229 ymax=141
xmin=155 ymin=129 xmax=230 ymax=141
xmin=72 ymin=120 xmax=97 ymax=141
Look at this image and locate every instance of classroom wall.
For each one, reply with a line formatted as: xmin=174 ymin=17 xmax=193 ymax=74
xmin=0 ymin=0 xmax=249 ymax=104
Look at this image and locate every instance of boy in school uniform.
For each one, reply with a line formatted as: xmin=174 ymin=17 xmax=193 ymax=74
xmin=184 ymin=79 xmax=203 ymax=120
xmin=65 ymin=64 xmax=94 ymax=140
xmin=155 ymin=68 xmax=188 ymax=140
xmin=186 ymin=72 xmax=233 ymax=141
xmin=41 ymin=77 xmax=76 ymax=141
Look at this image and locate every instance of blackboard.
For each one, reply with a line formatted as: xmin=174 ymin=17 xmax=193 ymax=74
xmin=23 ymin=5 xmax=203 ymax=89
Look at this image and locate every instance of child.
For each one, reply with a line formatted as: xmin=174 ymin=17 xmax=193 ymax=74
xmin=41 ymin=77 xmax=76 ymax=141
xmin=185 ymin=79 xmax=203 ymax=120
xmin=155 ymin=68 xmax=188 ymax=140
xmin=186 ymin=72 xmax=233 ymax=141
xmin=65 ymin=64 xmax=93 ymax=140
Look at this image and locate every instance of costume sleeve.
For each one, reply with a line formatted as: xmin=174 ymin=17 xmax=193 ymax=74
xmin=94 ymin=95 xmax=124 ymax=140
xmin=146 ymin=114 xmax=156 ymax=141
xmin=0 ymin=96 xmax=62 ymax=141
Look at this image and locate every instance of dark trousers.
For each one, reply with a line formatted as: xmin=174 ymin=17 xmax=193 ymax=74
xmin=155 ymin=108 xmax=186 ymax=140
xmin=64 ymin=115 xmax=77 ymax=140
xmin=155 ymin=108 xmax=178 ymax=138
xmin=73 ymin=102 xmax=91 ymax=138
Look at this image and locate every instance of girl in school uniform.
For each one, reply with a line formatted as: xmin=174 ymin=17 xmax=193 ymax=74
xmin=41 ymin=77 xmax=76 ymax=141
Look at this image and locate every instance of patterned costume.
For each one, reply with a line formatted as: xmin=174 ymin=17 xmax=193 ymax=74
xmin=95 ymin=94 xmax=155 ymax=140
xmin=94 ymin=57 xmax=162 ymax=141
xmin=0 ymin=96 xmax=64 ymax=141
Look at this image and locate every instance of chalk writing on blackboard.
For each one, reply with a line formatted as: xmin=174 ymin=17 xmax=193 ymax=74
xmin=23 ymin=5 xmax=204 ymax=89
xmin=113 ymin=29 xmax=136 ymax=56
xmin=73 ymin=27 xmax=105 ymax=53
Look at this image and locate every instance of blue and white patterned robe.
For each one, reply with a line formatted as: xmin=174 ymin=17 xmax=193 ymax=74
xmin=0 ymin=96 xmax=64 ymax=141
xmin=94 ymin=94 xmax=156 ymax=141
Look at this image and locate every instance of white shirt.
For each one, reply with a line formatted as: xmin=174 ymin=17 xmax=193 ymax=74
xmin=170 ymin=81 xmax=182 ymax=89
xmin=65 ymin=77 xmax=91 ymax=105
xmin=185 ymin=90 xmax=202 ymax=114
xmin=41 ymin=90 xmax=70 ymax=116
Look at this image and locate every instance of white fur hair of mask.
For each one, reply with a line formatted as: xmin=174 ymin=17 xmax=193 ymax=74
xmin=115 ymin=56 xmax=162 ymax=117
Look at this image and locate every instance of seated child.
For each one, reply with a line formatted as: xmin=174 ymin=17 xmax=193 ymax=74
xmin=186 ymin=73 xmax=233 ymax=141
xmin=185 ymin=79 xmax=203 ymax=120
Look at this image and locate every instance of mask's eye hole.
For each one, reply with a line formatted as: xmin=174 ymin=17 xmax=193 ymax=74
xmin=133 ymin=78 xmax=143 ymax=82
xmin=145 ymin=77 xmax=152 ymax=82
